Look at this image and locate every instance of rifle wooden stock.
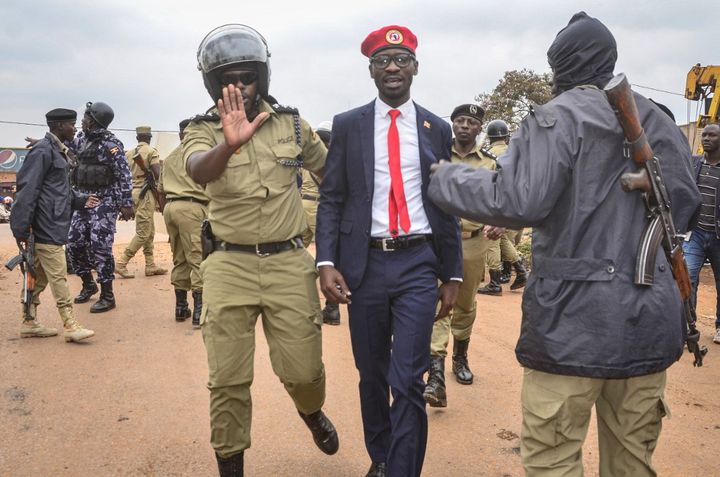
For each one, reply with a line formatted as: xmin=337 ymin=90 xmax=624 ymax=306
xmin=671 ymin=248 xmax=693 ymax=301
xmin=604 ymin=74 xmax=654 ymax=166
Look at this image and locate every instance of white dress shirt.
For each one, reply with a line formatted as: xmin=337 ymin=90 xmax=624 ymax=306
xmin=371 ymin=98 xmax=432 ymax=237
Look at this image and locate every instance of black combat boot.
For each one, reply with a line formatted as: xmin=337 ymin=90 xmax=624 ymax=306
xmin=510 ymin=259 xmax=529 ymax=290
xmin=74 ymin=273 xmax=99 ymax=304
xmin=215 ymin=451 xmax=244 ymax=477
xmin=90 ymin=281 xmax=116 ymax=313
xmin=298 ymin=409 xmax=339 ymax=455
xmin=499 ymin=261 xmax=512 ymax=284
xmin=452 ymin=338 xmax=474 ymax=385
xmin=192 ymin=289 xmax=202 ymax=328
xmin=322 ymin=302 xmax=340 ymax=325
xmin=423 ymin=357 xmax=447 ymax=407
xmin=175 ymin=289 xmax=190 ymax=322
xmin=477 ymin=270 xmax=503 ymax=296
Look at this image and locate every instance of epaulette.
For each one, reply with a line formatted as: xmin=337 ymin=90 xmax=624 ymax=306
xmin=271 ymin=103 xmax=299 ymax=115
xmin=480 ymin=147 xmax=497 ymax=160
xmin=189 ymin=112 xmax=220 ymax=123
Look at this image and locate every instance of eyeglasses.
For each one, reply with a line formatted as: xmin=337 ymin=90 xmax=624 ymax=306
xmin=220 ymin=71 xmax=258 ymax=86
xmin=369 ymin=53 xmax=416 ymax=70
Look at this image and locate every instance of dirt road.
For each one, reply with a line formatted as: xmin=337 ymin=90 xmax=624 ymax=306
xmin=1 ymin=219 xmax=718 ymax=476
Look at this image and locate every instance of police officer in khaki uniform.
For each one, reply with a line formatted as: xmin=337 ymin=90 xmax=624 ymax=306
xmin=424 ymin=104 xmax=501 ymax=407
xmin=300 ymin=121 xmax=341 ymax=326
xmin=184 ymin=24 xmax=338 ymax=476
xmin=159 ymin=119 xmax=207 ymax=327
xmin=116 ymin=126 xmax=167 ymax=278
xmin=487 ymin=119 xmax=529 ymax=290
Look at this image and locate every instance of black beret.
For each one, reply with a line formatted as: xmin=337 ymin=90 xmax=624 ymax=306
xmin=450 ymin=104 xmax=485 ymax=122
xmin=45 ymin=108 xmax=77 ymax=122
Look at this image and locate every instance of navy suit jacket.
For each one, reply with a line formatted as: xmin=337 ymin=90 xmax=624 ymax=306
xmin=316 ymin=100 xmax=463 ymax=289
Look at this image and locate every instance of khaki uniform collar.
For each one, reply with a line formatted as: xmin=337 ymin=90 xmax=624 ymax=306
xmin=452 ymin=142 xmax=483 ymax=159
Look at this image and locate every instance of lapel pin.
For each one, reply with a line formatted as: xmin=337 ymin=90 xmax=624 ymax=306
xmin=423 ymin=120 xmax=431 ymax=129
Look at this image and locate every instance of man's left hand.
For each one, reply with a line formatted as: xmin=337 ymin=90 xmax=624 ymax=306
xmin=436 ymin=281 xmax=460 ymax=320
xmin=430 ymin=159 xmax=450 ymax=176
xmin=484 ymin=226 xmax=506 ymax=240
xmin=84 ymin=195 xmax=100 ymax=208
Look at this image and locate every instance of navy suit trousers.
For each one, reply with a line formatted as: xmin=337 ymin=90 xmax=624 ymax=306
xmin=348 ymin=242 xmax=438 ymax=477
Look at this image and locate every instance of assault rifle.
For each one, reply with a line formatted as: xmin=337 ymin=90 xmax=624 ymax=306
xmin=604 ymin=73 xmax=708 ymax=367
xmin=132 ymin=148 xmax=165 ymax=212
xmin=5 ymin=231 xmax=36 ymax=319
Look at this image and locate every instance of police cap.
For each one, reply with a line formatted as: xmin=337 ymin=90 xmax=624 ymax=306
xmin=46 ymin=108 xmax=77 ymax=123
xmin=450 ymin=104 xmax=485 ymax=123
xmin=136 ymin=126 xmax=152 ymax=135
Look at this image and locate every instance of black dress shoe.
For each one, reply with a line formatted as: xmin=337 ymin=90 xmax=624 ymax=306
xmin=298 ymin=409 xmax=339 ymax=455
xmin=366 ymin=462 xmax=387 ymax=477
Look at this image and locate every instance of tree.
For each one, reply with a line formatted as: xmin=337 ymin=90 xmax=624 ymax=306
xmin=475 ymin=69 xmax=553 ymax=133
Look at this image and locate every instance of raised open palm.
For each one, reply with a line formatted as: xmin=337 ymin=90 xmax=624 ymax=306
xmin=218 ymin=84 xmax=269 ymax=149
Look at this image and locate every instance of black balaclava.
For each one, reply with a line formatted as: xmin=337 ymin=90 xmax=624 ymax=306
xmin=547 ymin=12 xmax=617 ymax=94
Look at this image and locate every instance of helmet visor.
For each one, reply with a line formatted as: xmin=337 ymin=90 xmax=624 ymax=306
xmin=197 ymin=24 xmax=269 ymax=73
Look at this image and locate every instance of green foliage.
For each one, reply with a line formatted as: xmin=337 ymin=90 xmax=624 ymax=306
xmin=476 ymin=69 xmax=553 ymax=133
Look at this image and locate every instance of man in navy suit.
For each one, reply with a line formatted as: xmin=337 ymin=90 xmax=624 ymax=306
xmin=315 ymin=25 xmax=462 ymax=477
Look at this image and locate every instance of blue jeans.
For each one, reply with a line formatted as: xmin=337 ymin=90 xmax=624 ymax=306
xmin=683 ymin=227 xmax=720 ymax=329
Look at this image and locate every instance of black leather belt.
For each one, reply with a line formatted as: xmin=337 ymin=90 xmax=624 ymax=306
xmin=167 ymin=196 xmax=209 ymax=206
xmin=369 ymin=234 xmax=432 ymax=251
xmin=212 ymin=236 xmax=303 ymax=256
xmin=302 ymin=194 xmax=320 ymax=202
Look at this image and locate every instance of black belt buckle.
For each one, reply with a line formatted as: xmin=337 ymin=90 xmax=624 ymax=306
xmin=255 ymin=244 xmax=271 ymax=257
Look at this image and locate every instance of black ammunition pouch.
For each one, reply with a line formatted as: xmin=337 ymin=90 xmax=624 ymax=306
xmin=73 ymin=141 xmax=113 ymax=188
xmin=72 ymin=163 xmax=113 ymax=188
xmin=201 ymin=219 xmax=215 ymax=260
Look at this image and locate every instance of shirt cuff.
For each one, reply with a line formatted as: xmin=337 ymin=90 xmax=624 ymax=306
xmin=449 ymin=277 xmax=463 ymax=283
xmin=317 ymin=261 xmax=334 ymax=270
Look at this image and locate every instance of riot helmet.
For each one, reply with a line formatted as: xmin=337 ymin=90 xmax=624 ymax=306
xmin=486 ymin=119 xmax=509 ymax=139
xmin=197 ymin=24 xmax=271 ymax=103
xmin=85 ymin=101 xmax=114 ymax=129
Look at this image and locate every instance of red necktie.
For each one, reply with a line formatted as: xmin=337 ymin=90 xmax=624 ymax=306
xmin=387 ymin=109 xmax=411 ymax=237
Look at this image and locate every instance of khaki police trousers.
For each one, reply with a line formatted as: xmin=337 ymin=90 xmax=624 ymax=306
xmin=163 ymin=200 xmax=206 ymax=291
xmin=301 ymin=198 xmax=318 ymax=247
xmin=521 ymin=368 xmax=668 ymax=477
xmin=500 ymin=229 xmax=523 ymax=263
xmin=121 ymin=188 xmax=156 ymax=265
xmin=431 ymin=233 xmax=492 ymax=357
xmin=201 ymin=247 xmax=326 ymax=458
xmin=30 ymin=243 xmax=73 ymax=315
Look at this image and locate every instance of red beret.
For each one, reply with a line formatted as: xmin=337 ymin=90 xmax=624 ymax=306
xmin=361 ymin=25 xmax=418 ymax=57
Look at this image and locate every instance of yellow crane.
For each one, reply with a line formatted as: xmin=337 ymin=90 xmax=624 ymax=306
xmin=685 ymin=64 xmax=719 ymax=154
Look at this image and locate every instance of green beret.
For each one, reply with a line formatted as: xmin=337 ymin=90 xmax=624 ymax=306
xmin=45 ymin=108 xmax=77 ymax=123
xmin=450 ymin=104 xmax=485 ymax=122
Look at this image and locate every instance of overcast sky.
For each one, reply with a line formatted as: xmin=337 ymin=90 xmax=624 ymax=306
xmin=0 ymin=0 xmax=715 ymax=150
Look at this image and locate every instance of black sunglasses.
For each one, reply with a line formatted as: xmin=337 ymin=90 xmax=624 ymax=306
xmin=369 ymin=53 xmax=416 ymax=70
xmin=220 ymin=71 xmax=258 ymax=86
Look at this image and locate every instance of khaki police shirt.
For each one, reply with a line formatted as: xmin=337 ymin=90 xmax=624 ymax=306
xmin=300 ymin=168 xmax=321 ymax=198
xmin=161 ymin=144 xmax=207 ymax=201
xmin=127 ymin=142 xmax=160 ymax=189
xmin=182 ymin=100 xmax=327 ymax=244
xmin=452 ymin=143 xmax=497 ymax=232
xmin=488 ymin=140 xmax=508 ymax=158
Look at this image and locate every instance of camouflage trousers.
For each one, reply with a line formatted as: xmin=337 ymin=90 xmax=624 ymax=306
xmin=67 ymin=201 xmax=118 ymax=283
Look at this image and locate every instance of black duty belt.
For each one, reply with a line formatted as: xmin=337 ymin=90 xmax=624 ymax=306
xmin=167 ymin=196 xmax=209 ymax=206
xmin=369 ymin=234 xmax=432 ymax=252
xmin=212 ymin=236 xmax=303 ymax=257
xmin=302 ymin=194 xmax=320 ymax=202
